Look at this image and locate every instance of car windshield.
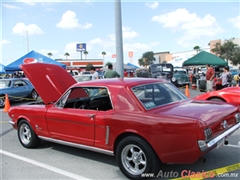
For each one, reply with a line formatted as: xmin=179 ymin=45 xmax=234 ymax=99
xmin=74 ymin=76 xmax=92 ymax=82
xmin=0 ymin=80 xmax=11 ymax=88
xmin=132 ymin=82 xmax=187 ymax=110
xmin=174 ymin=70 xmax=187 ymax=74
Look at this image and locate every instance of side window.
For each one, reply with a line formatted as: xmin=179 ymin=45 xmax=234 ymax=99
xmin=57 ymin=87 xmax=112 ymax=111
xmin=132 ymin=83 xmax=187 ymax=109
xmin=14 ymin=80 xmax=27 ymax=87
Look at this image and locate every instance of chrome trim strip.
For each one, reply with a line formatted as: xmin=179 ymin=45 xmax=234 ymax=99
xmin=38 ymin=136 xmax=114 ymax=156
xmin=9 ymin=120 xmax=15 ymax=125
xmin=105 ymin=126 xmax=109 ymax=145
xmin=199 ymin=122 xmax=240 ymax=151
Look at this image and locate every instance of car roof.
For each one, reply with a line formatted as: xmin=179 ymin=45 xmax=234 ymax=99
xmin=72 ymin=78 xmax=165 ymax=88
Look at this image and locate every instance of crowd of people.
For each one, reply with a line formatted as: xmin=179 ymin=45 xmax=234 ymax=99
xmin=186 ymin=64 xmax=240 ymax=92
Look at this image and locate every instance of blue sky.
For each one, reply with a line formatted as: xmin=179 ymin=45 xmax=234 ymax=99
xmin=1 ymin=0 xmax=240 ymax=66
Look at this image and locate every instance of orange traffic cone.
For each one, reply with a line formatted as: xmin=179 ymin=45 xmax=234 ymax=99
xmin=3 ymin=94 xmax=10 ymax=112
xmin=185 ymin=85 xmax=190 ymax=98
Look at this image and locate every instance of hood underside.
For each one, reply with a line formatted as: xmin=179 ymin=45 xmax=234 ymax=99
xmin=20 ymin=63 xmax=76 ymax=104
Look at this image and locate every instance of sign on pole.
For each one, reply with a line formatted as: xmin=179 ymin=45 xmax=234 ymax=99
xmin=76 ymin=43 xmax=87 ymax=52
xmin=128 ymin=51 xmax=133 ymax=57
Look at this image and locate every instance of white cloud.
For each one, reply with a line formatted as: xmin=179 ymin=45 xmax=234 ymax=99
xmin=16 ymin=0 xmax=35 ymax=6
xmin=1 ymin=39 xmax=10 ymax=45
xmin=145 ymin=2 xmax=159 ymax=9
xmin=88 ymin=38 xmax=102 ymax=44
xmin=149 ymin=41 xmax=161 ymax=47
xmin=151 ymin=8 xmax=223 ymax=48
xmin=57 ymin=10 xmax=92 ymax=29
xmin=46 ymin=7 xmax=55 ymax=11
xmin=122 ymin=26 xmax=139 ymax=39
xmin=228 ymin=16 xmax=240 ymax=29
xmin=12 ymin=22 xmax=44 ymax=35
xmin=2 ymin=3 xmax=21 ymax=9
xmin=151 ymin=8 xmax=197 ymax=28
xmin=108 ymin=26 xmax=139 ymax=41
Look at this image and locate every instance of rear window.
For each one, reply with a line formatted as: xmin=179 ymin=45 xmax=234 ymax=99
xmin=132 ymin=83 xmax=187 ymax=109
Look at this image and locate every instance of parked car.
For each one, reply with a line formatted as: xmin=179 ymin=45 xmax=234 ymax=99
xmin=135 ymin=63 xmax=179 ymax=87
xmin=0 ymin=78 xmax=38 ymax=107
xmin=8 ymin=63 xmax=240 ymax=179
xmin=230 ymin=68 xmax=239 ymax=77
xmin=173 ymin=69 xmax=190 ymax=87
xmin=193 ymin=86 xmax=240 ymax=104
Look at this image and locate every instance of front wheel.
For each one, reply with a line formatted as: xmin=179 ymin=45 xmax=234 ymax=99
xmin=18 ymin=120 xmax=41 ymax=148
xmin=0 ymin=96 xmax=5 ymax=108
xmin=116 ymin=136 xmax=160 ymax=179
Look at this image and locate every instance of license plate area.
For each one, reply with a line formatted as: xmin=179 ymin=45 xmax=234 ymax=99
xmin=217 ymin=138 xmax=225 ymax=148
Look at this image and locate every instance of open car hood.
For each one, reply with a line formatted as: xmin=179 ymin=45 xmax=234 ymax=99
xmin=20 ymin=63 xmax=76 ymax=104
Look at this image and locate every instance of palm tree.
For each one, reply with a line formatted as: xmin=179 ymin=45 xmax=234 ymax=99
xmin=47 ymin=52 xmax=53 ymax=58
xmin=84 ymin=51 xmax=88 ymax=59
xmin=102 ymin=51 xmax=106 ymax=59
xmin=64 ymin=52 xmax=70 ymax=60
xmin=193 ymin=46 xmax=201 ymax=54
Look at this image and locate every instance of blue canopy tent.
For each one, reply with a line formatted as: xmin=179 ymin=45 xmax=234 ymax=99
xmin=4 ymin=50 xmax=66 ymax=73
xmin=0 ymin=63 xmax=5 ymax=74
xmin=126 ymin=62 xmax=139 ymax=70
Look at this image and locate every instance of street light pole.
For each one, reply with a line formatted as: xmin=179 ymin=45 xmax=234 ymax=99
xmin=115 ymin=0 xmax=124 ymax=77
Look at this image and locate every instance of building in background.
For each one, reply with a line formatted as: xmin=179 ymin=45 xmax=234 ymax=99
xmin=56 ymin=59 xmax=104 ymax=72
xmin=154 ymin=37 xmax=239 ymax=68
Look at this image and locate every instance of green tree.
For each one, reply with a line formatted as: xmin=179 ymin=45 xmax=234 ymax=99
xmin=211 ymin=38 xmax=240 ymax=64
xmin=102 ymin=51 xmax=106 ymax=59
xmin=230 ymin=46 xmax=240 ymax=65
xmin=193 ymin=46 xmax=201 ymax=54
xmin=64 ymin=52 xmax=70 ymax=60
xmin=84 ymin=51 xmax=88 ymax=59
xmin=85 ymin=63 xmax=93 ymax=71
xmin=47 ymin=52 xmax=53 ymax=58
xmin=138 ymin=51 xmax=156 ymax=67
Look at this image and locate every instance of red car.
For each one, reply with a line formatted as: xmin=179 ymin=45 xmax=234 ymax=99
xmin=194 ymin=87 xmax=240 ymax=105
xmin=8 ymin=63 xmax=240 ymax=179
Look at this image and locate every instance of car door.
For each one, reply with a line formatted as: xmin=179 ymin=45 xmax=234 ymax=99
xmin=12 ymin=80 xmax=31 ymax=98
xmin=45 ymin=87 xmax=96 ymax=146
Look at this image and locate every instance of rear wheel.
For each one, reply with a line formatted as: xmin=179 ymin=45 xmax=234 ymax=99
xmin=30 ymin=89 xmax=38 ymax=100
xmin=116 ymin=136 xmax=160 ymax=179
xmin=18 ymin=120 xmax=41 ymax=148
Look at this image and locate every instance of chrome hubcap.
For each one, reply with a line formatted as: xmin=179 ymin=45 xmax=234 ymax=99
xmin=19 ymin=124 xmax=31 ymax=145
xmin=121 ymin=144 xmax=147 ymax=175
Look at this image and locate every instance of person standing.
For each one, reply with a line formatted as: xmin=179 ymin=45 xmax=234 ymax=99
xmin=90 ymin=66 xmax=99 ymax=80
xmin=219 ymin=66 xmax=231 ymax=88
xmin=206 ymin=64 xmax=215 ymax=92
xmin=104 ymin=64 xmax=121 ymax=78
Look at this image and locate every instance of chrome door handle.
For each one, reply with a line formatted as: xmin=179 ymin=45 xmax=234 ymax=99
xmin=86 ymin=114 xmax=95 ymax=120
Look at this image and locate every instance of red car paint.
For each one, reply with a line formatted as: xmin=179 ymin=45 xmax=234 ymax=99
xmin=8 ymin=63 xmax=240 ymax=179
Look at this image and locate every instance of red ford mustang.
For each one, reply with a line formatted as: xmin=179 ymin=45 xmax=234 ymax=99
xmin=194 ymin=87 xmax=240 ymax=105
xmin=8 ymin=63 xmax=240 ymax=179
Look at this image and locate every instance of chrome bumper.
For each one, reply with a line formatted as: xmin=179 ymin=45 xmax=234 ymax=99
xmin=198 ymin=122 xmax=240 ymax=151
xmin=9 ymin=120 xmax=15 ymax=125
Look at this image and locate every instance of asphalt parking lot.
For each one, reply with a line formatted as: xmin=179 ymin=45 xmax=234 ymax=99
xmin=1 ymin=87 xmax=239 ymax=180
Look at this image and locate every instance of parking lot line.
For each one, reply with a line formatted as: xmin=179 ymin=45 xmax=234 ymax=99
xmin=171 ymin=162 xmax=240 ymax=180
xmin=0 ymin=149 xmax=91 ymax=180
